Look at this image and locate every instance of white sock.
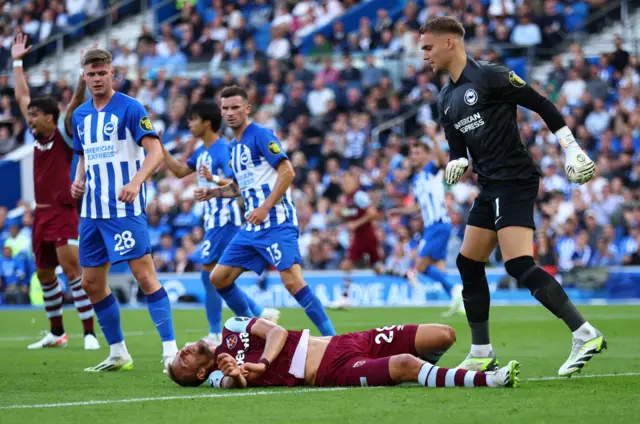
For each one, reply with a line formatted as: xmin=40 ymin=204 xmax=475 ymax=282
xmin=208 ymin=333 xmax=222 ymax=341
xmin=418 ymin=363 xmax=432 ymax=386
xmin=110 ymin=341 xmax=129 ymax=358
xmin=486 ymin=373 xmax=498 ymax=387
xmin=572 ymin=322 xmax=597 ymax=342
xmin=163 ymin=340 xmax=178 ymax=357
xmin=471 ymin=344 xmax=493 ymax=357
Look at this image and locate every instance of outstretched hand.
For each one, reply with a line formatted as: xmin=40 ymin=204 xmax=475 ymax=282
xmin=11 ymin=33 xmax=32 ymax=60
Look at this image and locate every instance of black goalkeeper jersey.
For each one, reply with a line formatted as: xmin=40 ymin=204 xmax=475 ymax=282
xmin=437 ymin=56 xmax=542 ymax=183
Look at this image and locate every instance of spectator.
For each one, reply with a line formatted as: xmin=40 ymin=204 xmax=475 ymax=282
xmin=266 ymin=27 xmax=291 ymax=60
xmin=0 ymin=244 xmax=28 ymax=304
xmin=307 ymin=77 xmax=335 ymax=117
xmin=510 ymin=14 xmax=542 ymax=47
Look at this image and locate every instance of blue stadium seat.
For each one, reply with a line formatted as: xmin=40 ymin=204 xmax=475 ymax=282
xmin=565 ymin=2 xmax=589 ymax=33
xmin=67 ymin=13 xmax=86 ymax=39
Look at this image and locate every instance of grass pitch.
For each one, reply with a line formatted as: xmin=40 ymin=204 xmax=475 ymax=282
xmin=1 ymin=305 xmax=639 ymax=423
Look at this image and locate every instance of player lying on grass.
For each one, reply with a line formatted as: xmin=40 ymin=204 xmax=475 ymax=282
xmin=167 ymin=317 xmax=520 ymax=389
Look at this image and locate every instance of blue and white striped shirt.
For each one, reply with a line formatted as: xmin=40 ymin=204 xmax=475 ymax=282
xmin=229 ymin=123 xmax=298 ymax=232
xmin=187 ymin=138 xmax=242 ymax=230
xmin=72 ymin=92 xmax=155 ymax=219
xmin=413 ymin=161 xmax=450 ymax=227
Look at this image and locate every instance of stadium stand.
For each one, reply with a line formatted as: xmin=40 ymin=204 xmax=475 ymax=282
xmin=1 ymin=0 xmax=640 ymax=304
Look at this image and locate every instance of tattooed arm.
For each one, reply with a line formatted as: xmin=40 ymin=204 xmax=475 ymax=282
xmin=194 ymin=182 xmax=241 ymax=200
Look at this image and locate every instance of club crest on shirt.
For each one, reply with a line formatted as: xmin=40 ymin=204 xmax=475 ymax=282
xmin=226 ymin=334 xmax=238 ymax=350
xmin=509 ymin=71 xmax=526 ymax=88
xmin=353 ymin=360 xmax=366 ymax=368
xmin=140 ymin=116 xmax=154 ymax=131
xmin=103 ymin=122 xmax=116 ymax=137
xmin=464 ymin=89 xmax=478 ymax=106
xmin=268 ymin=141 xmax=281 ymax=154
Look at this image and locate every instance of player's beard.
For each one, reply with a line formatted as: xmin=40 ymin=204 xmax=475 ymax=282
xmin=225 ymin=116 xmax=246 ymax=130
xmin=31 ymin=128 xmax=43 ymax=139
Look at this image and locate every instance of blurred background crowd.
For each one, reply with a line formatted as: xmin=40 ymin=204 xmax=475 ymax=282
xmin=1 ymin=0 xmax=639 ymax=300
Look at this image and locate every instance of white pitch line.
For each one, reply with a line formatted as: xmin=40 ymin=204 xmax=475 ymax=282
xmin=0 ymin=387 xmax=360 ymax=410
xmin=525 ymin=372 xmax=640 ymax=381
xmin=1 ymin=373 xmax=638 ymax=410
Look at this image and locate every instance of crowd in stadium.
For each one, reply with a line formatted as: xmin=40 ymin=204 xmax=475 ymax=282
xmin=1 ymin=0 xmax=639 ymax=302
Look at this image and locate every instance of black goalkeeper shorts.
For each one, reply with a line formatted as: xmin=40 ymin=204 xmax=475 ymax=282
xmin=467 ymin=178 xmax=539 ymax=232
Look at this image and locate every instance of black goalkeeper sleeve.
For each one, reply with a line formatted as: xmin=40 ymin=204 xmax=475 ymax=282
xmin=513 ymin=85 xmax=567 ymax=133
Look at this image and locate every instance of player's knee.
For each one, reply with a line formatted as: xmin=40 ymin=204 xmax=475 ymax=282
xmin=440 ymin=325 xmax=456 ymax=349
xmin=36 ymin=269 xmax=56 ymax=284
xmin=210 ymin=267 xmax=232 ymax=289
xmin=80 ymin=277 xmax=103 ymax=297
xmin=456 ymin=253 xmax=485 ymax=281
xmin=282 ymin=274 xmax=305 ymax=295
xmin=132 ymin=267 xmax=159 ymax=293
xmin=504 ymin=255 xmax=536 ymax=281
xmin=391 ymin=354 xmax=422 ymax=377
xmin=60 ymin=263 xmax=81 ymax=281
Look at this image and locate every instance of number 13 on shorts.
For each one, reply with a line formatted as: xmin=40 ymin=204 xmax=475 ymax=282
xmin=266 ymin=243 xmax=282 ymax=265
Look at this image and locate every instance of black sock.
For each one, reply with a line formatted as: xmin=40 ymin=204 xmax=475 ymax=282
xmin=51 ymin=327 xmax=65 ymax=336
xmin=456 ymin=254 xmax=491 ymax=344
xmin=84 ymin=330 xmax=96 ymax=337
xmin=556 ymin=301 xmax=587 ymax=332
xmin=506 ymin=256 xmax=586 ymax=332
xmin=469 ymin=320 xmax=491 ymax=345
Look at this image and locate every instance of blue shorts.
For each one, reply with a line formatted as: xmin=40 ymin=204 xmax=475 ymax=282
xmin=200 ymin=224 xmax=239 ymax=265
xmin=79 ymin=215 xmax=151 ymax=267
xmin=418 ymin=222 xmax=452 ymax=261
xmin=218 ymin=225 xmax=302 ymax=275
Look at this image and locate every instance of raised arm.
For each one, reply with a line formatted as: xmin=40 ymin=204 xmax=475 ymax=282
xmin=430 ymin=137 xmax=448 ymax=169
xmin=63 ymin=44 xmax=97 ymax=137
xmin=11 ymin=33 xmax=33 ymax=119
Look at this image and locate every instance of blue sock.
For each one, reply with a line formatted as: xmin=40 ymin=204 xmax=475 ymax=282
xmin=202 ymin=270 xmax=222 ymax=334
xmin=93 ymin=293 xmax=124 ymax=345
xmin=424 ymin=265 xmax=455 ymax=297
xmin=218 ymin=284 xmax=253 ymax=317
xmin=245 ymin=293 xmax=264 ymax=317
xmin=146 ymin=287 xmax=176 ymax=342
xmin=294 ymin=285 xmax=336 ymax=336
